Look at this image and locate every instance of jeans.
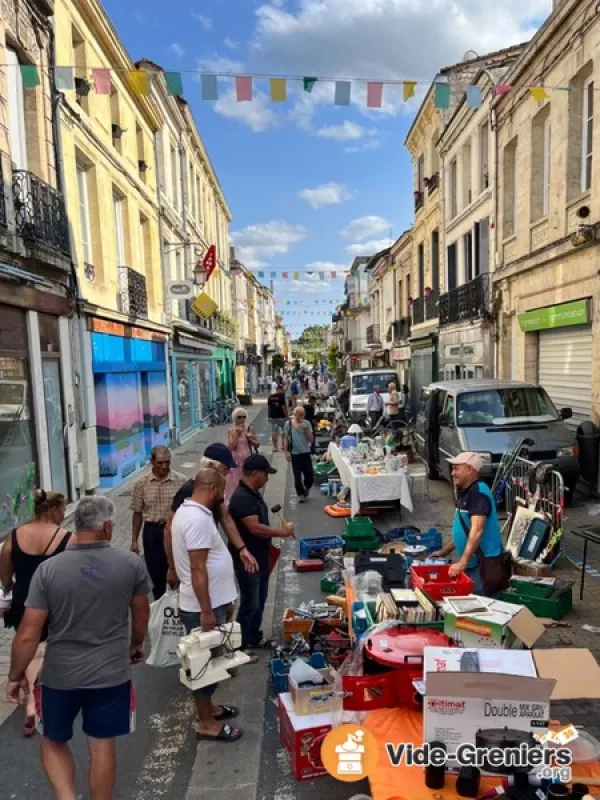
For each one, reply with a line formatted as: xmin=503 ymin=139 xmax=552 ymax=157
xmin=179 ymin=604 xmax=229 ymax=697
xmin=291 ymin=452 xmax=314 ymax=498
xmin=235 ymin=565 xmax=270 ymax=649
xmin=143 ymin=522 xmax=167 ymax=600
xmin=465 ymin=564 xmax=484 ymax=595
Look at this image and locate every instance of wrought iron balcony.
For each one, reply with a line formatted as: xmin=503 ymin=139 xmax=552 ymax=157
xmin=389 ymin=317 xmax=411 ymax=342
xmin=426 ymin=172 xmax=439 ymax=196
xmin=0 ymin=158 xmax=6 ymax=228
xmin=344 ymin=340 xmax=353 ymax=353
xmin=213 ymin=312 xmax=236 ymax=339
xmin=245 ymin=342 xmax=258 ymax=357
xmin=439 ymin=273 xmax=491 ymax=327
xmin=12 ymin=170 xmax=69 ymax=256
xmin=425 ymin=291 xmax=439 ymax=321
xmin=412 ymin=297 xmax=425 ymax=325
xmin=366 ymin=324 xmax=381 ymax=346
xmin=236 ymin=351 xmax=246 ymax=366
xmin=118 ymin=266 xmax=148 ymax=319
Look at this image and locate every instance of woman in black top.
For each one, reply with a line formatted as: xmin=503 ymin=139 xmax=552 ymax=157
xmin=0 ymin=490 xmax=70 ymax=736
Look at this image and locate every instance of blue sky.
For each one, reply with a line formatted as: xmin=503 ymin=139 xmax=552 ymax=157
xmin=102 ymin=0 xmax=551 ymax=338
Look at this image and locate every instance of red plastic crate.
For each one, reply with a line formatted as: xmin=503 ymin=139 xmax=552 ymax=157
xmin=410 ymin=564 xmax=474 ymax=600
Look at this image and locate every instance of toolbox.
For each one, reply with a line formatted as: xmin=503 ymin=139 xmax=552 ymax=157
xmin=293 ymin=559 xmax=325 ymax=572
xmin=355 ymin=551 xmax=407 ymax=591
xmin=410 ymin=564 xmax=474 ymax=601
xmin=299 ymin=535 xmax=344 ymax=559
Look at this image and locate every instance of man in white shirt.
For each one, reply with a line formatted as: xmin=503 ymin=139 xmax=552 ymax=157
xmin=172 ymin=468 xmax=242 ymax=743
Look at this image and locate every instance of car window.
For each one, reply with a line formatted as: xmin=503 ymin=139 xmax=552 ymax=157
xmin=457 ymin=388 xmax=558 ymax=426
xmin=444 ymin=394 xmax=456 ymax=422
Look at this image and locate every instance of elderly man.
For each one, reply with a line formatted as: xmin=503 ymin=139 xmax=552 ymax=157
xmin=7 ymin=496 xmax=150 ymax=799
xmin=431 ymin=452 xmax=504 ymax=595
xmin=229 ymin=455 xmax=295 ymax=654
xmin=367 ymin=385 xmax=385 ymax=428
xmin=172 ymin=469 xmax=242 ymax=743
xmin=130 ymin=446 xmax=186 ymax=599
xmin=164 ymin=443 xmax=258 ymax=589
xmin=283 ymin=406 xmax=314 ymax=503
xmin=386 ymin=381 xmax=404 ymax=422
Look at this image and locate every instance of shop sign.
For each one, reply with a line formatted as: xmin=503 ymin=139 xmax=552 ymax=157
xmin=518 ymin=299 xmax=590 ymax=333
xmin=393 ymin=347 xmax=411 ymax=361
xmin=167 ymin=280 xmax=194 ymax=298
xmin=191 ymin=292 xmax=218 ymax=320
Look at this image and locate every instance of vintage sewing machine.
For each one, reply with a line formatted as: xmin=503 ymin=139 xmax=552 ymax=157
xmin=177 ymin=622 xmax=251 ymax=691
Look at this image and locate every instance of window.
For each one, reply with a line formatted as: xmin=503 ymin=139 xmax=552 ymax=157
xmin=6 ymin=48 xmax=28 ymax=171
xmin=543 ymin=119 xmax=552 ymax=215
xmin=503 ymin=139 xmax=518 ymax=237
xmin=531 ymin=107 xmax=551 ymax=221
xmin=582 ymin=78 xmax=594 ymax=192
xmin=110 ymin=85 xmax=122 ymax=154
xmin=447 ymin=243 xmax=457 ymax=292
xmin=417 ymin=153 xmax=425 ymax=192
xmin=474 ymin=218 xmax=490 ymax=276
xmin=113 ymin=194 xmax=125 ymax=265
xmin=480 ymin=122 xmax=489 ymax=192
xmin=139 ymin=214 xmax=154 ymax=311
xmin=76 ymin=166 xmax=92 ymax=264
xmin=431 ymin=229 xmax=440 ymax=295
xmin=170 ymin=144 xmax=178 ymax=209
xmin=457 ymin=388 xmax=557 ymax=427
xmin=463 ymin=231 xmax=473 ymax=283
xmin=462 ymin=139 xmax=472 ymax=208
xmin=196 ymin=175 xmax=202 ymax=224
xmin=136 ymin=123 xmax=146 ymax=183
xmin=450 ymin=158 xmax=458 ymax=219
xmin=418 ymin=243 xmax=425 ymax=296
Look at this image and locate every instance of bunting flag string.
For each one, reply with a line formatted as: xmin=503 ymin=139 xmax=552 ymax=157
xmin=9 ymin=62 xmax=566 ymax=112
xmin=255 ymin=269 xmax=347 ymax=279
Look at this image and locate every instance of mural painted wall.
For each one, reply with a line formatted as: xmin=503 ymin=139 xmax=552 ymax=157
xmin=92 ymin=331 xmax=169 ymax=488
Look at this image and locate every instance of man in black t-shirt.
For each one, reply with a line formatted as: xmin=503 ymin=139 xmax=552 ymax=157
xmin=164 ymin=443 xmax=258 ymax=589
xmin=303 ymin=394 xmax=318 ymax=455
xmin=228 ymin=454 xmax=295 ymax=652
xmin=267 ymin=384 xmax=289 ymax=452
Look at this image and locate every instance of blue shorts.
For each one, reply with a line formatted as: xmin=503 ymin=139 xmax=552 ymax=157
xmin=35 ymin=680 xmax=135 ymax=742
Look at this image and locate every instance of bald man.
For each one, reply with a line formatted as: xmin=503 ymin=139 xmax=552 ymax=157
xmin=172 ymin=469 xmax=242 ymax=742
xmin=130 ymin=446 xmax=186 ymax=599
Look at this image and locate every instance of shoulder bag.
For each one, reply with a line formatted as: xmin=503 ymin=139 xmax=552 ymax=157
xmin=457 ymin=512 xmax=512 ymax=594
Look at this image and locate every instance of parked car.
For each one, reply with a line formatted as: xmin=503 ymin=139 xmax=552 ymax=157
xmin=348 ymin=369 xmax=401 ymax=421
xmin=414 ymin=380 xmax=580 ymax=495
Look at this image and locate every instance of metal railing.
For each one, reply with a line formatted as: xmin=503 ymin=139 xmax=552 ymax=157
xmin=414 ymin=191 xmax=424 ymax=212
xmin=503 ymin=456 xmax=565 ymax=544
xmin=12 ymin=170 xmax=69 ymax=256
xmin=389 ymin=317 xmax=411 ymax=342
xmin=439 ymin=273 xmax=490 ymax=326
xmin=118 ymin=265 xmax=148 ymax=319
xmin=427 ymin=172 xmax=439 ymax=195
xmin=412 ymin=297 xmax=425 ymax=325
xmin=245 ymin=342 xmax=258 ymax=357
xmin=0 ymin=158 xmax=6 ymax=227
xmin=366 ymin=324 xmax=381 ymax=346
xmin=425 ymin=291 xmax=439 ymax=321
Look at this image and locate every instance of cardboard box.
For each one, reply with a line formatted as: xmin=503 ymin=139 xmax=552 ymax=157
xmin=289 ymin=666 xmax=336 ymax=716
xmin=278 ymin=692 xmax=332 ymax=781
xmin=442 ymin=596 xmax=545 ymax=649
xmin=423 ymin=646 xmax=600 ymax=775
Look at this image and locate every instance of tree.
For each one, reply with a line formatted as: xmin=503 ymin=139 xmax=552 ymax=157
xmin=272 ymin=353 xmax=285 ymax=372
xmin=328 ymin=344 xmax=339 ymax=372
xmin=293 ymin=325 xmax=329 ymax=365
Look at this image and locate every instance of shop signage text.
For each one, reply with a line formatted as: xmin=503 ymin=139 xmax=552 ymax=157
xmin=167 ymin=280 xmax=194 ymax=298
xmin=393 ymin=347 xmax=411 ymax=361
xmin=518 ymin=299 xmax=590 ymax=333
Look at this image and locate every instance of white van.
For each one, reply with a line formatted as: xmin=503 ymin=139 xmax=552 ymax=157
xmin=348 ymin=369 xmax=401 ymax=421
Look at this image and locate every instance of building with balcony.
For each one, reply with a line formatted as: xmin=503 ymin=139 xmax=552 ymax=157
xmin=55 ymin=0 xmax=171 ymax=488
xmin=389 ymin=229 xmax=413 ymax=388
xmin=366 ymin=248 xmax=392 ymax=367
xmin=438 ymin=46 xmax=523 ymax=382
xmin=342 ymin=257 xmax=373 ymax=370
xmin=0 ymin=0 xmax=78 ymax=529
xmin=493 ymin=0 xmax=600 ymax=441
xmin=138 ymin=58 xmax=233 ymax=443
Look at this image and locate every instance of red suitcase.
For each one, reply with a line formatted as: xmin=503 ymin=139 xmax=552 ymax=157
xmin=293 ymin=559 xmax=325 ymax=572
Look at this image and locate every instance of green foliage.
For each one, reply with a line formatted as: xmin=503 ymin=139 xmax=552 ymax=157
xmin=328 ymin=344 xmax=339 ymax=371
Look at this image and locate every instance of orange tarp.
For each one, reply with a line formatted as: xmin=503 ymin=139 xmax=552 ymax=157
xmin=363 ymin=708 xmax=600 ymax=800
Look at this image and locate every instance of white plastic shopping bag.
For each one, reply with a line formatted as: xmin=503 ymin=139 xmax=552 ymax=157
xmin=146 ymin=589 xmax=185 ymax=668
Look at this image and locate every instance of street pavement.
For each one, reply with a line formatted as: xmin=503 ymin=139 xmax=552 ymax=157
xmin=2 ymin=401 xmax=600 ymax=798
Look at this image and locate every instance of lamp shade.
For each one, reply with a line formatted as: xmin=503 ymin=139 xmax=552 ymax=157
xmin=348 ymin=423 xmax=363 ymax=435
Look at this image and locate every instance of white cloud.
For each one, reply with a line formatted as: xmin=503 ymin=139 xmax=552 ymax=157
xmin=252 ymin=0 xmax=548 ymax=85
xmin=169 ymin=43 xmax=185 ymax=59
xmin=230 ymin=221 xmax=308 ymax=268
xmin=342 ymin=216 xmax=391 ymax=241
xmin=299 ymin=182 xmax=355 ymax=210
xmin=197 ymin=56 xmax=244 ymax=74
xmin=316 ymin=121 xmax=365 ymax=141
xmin=345 ymin=138 xmax=382 ymax=154
xmin=192 ymin=12 xmax=212 ymax=31
xmin=305 ymin=261 xmax=347 ymax=271
xmin=224 ymin=37 xmax=239 ymax=50
xmin=345 ymin=238 xmax=394 ymax=257
xmin=213 ymin=86 xmax=278 ymax=133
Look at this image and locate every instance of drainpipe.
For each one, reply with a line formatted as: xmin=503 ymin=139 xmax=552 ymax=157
xmin=491 ymin=103 xmax=500 ymax=380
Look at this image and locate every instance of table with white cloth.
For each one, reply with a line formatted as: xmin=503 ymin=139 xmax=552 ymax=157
xmin=328 ymin=443 xmax=413 ymax=517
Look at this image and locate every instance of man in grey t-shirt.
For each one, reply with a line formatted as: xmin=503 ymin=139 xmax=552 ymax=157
xmin=283 ymin=406 xmax=315 ymax=503
xmin=7 ymin=496 xmax=150 ymax=800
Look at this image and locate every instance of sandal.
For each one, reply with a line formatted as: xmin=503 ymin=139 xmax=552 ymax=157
xmin=213 ymin=705 xmax=239 ymax=721
xmin=243 ymin=651 xmax=260 ymax=664
xmin=23 ymin=716 xmax=36 ymax=738
xmin=196 ymin=723 xmax=243 ymax=743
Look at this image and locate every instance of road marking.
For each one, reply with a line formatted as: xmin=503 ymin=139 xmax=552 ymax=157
xmin=566 ymin=553 xmax=600 ymax=583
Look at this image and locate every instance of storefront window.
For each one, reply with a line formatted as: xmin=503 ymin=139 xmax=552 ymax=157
xmin=177 ymin=361 xmax=193 ymax=433
xmin=0 ymin=307 xmax=36 ymax=534
xmin=196 ymin=361 xmax=212 ymax=419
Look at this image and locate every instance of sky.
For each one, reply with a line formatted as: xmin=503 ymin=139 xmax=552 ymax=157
xmin=102 ymin=0 xmax=551 ymax=338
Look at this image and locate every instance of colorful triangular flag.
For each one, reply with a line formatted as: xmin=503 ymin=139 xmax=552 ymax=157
xmin=530 ymin=87 xmax=549 ymax=102
xmin=20 ymin=65 xmax=40 ymax=89
xmin=334 ymin=81 xmax=351 ymax=106
xmin=303 ymin=77 xmax=317 ymax=93
xmin=258 ymin=271 xmax=264 ymax=278
xmin=270 ymin=78 xmax=287 ymax=102
xmin=467 ymin=85 xmax=482 ymax=109
xmin=320 ymin=272 xmax=325 ymax=280
xmin=236 ymin=76 xmax=252 ymax=102
xmin=201 ymin=74 xmax=218 ymax=101
xmin=128 ymin=70 xmax=149 ymax=97
xmin=366 ymin=82 xmax=383 ymax=109
xmin=403 ymin=81 xmax=416 ymax=102
xmin=282 ymin=271 xmax=288 ymax=279
xmin=93 ymin=68 xmax=111 ymax=95
xmin=494 ymin=84 xmax=512 ymax=97
xmin=54 ymin=67 xmax=74 ymax=91
xmin=435 ymin=82 xmax=450 ymax=110
xmin=293 ymin=272 xmax=300 ymax=280
xmin=331 ymin=271 xmax=337 ymax=278
xmin=165 ymin=72 xmax=184 ymax=97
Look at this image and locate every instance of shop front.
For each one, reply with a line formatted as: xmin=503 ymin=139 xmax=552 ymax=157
xmin=438 ymin=319 xmax=492 ymax=382
xmin=90 ymin=319 xmax=170 ymax=489
xmin=518 ymin=298 xmax=594 ymax=429
xmin=172 ymin=331 xmax=216 ymax=442
xmin=213 ymin=346 xmax=236 ymax=399
xmin=409 ymin=336 xmax=438 ymax=416
xmin=392 ymin=346 xmax=411 ymax=394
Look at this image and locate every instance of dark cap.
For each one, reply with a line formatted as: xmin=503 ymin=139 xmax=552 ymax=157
xmin=204 ymin=442 xmax=237 ymax=469
xmin=243 ymin=454 xmax=277 ymax=475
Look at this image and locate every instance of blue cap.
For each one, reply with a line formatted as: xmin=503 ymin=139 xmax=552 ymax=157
xmin=204 ymin=442 xmax=237 ymax=469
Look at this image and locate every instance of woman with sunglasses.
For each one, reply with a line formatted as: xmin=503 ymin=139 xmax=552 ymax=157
xmin=225 ymin=408 xmax=260 ymax=503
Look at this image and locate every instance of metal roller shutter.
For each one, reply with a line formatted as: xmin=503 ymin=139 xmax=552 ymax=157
xmin=538 ymin=326 xmax=593 ymax=428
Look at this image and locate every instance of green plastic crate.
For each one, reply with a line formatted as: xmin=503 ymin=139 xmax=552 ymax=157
xmin=507 ymin=577 xmax=555 ymax=599
xmin=344 ymin=517 xmax=374 ymax=538
xmin=499 ymin=587 xmax=572 ymax=620
xmin=320 ymin=576 xmax=342 ymax=593
xmin=342 ymin=534 xmax=381 ymax=553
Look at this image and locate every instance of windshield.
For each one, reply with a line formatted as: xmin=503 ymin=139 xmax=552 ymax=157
xmin=457 ymin=388 xmax=559 ymax=427
xmin=352 ymin=373 xmax=398 ymax=396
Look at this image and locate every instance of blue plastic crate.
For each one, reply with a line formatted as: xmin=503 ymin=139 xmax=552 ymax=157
xmin=270 ymin=652 xmax=327 ymax=694
xmin=404 ymin=528 xmax=443 ymax=551
xmin=299 ymin=535 xmax=344 ymax=559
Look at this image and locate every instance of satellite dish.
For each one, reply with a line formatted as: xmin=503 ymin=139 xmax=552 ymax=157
xmin=463 ymin=50 xmax=479 ymax=61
